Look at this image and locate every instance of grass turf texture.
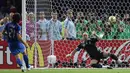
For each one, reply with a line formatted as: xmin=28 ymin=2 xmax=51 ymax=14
xmin=0 ymin=68 xmax=130 ymax=73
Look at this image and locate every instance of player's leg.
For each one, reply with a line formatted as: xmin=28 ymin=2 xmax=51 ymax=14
xmin=102 ymin=52 xmax=121 ymax=64
xmin=18 ymin=43 xmax=32 ymax=70
xmin=9 ymin=47 xmax=25 ymax=72
xmin=15 ymin=54 xmax=23 ymax=67
xmin=90 ymin=52 xmax=112 ymax=69
xmin=102 ymin=52 xmax=118 ymax=60
xmin=90 ymin=59 xmax=102 ymax=68
xmin=22 ymin=49 xmax=30 ymax=69
xmin=90 ymin=59 xmax=112 ymax=69
xmin=14 ymin=54 xmax=25 ymax=72
xmin=73 ymin=50 xmax=81 ymax=68
xmin=81 ymin=51 xmax=87 ymax=67
xmin=22 ymin=49 xmax=33 ymax=70
xmin=82 ymin=51 xmax=87 ymax=61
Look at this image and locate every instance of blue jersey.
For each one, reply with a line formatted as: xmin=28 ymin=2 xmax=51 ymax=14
xmin=5 ymin=22 xmax=21 ymax=43
xmin=4 ymin=22 xmax=25 ymax=55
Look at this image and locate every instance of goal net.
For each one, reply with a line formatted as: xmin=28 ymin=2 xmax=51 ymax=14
xmin=23 ymin=0 xmax=52 ymax=68
xmin=23 ymin=0 xmax=130 ymax=68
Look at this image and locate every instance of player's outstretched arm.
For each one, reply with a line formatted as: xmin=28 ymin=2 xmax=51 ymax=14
xmin=0 ymin=32 xmax=3 ymax=41
xmin=66 ymin=42 xmax=84 ymax=57
xmin=2 ymin=29 xmax=6 ymax=36
xmin=66 ymin=49 xmax=77 ymax=57
xmin=92 ymin=31 xmax=104 ymax=40
xmin=17 ymin=34 xmax=28 ymax=48
xmin=2 ymin=29 xmax=7 ymax=40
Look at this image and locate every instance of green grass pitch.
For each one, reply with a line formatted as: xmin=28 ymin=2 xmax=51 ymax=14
xmin=0 ymin=68 xmax=130 ymax=73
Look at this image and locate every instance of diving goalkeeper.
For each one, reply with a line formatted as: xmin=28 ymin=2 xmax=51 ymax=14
xmin=66 ymin=31 xmax=121 ymax=68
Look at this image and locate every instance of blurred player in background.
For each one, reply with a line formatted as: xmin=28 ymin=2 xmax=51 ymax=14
xmin=64 ymin=9 xmax=76 ymax=40
xmin=2 ymin=13 xmax=32 ymax=72
xmin=46 ymin=11 xmax=62 ymax=40
xmin=26 ymin=12 xmax=35 ymax=40
xmin=26 ymin=12 xmax=40 ymax=40
xmin=66 ymin=31 xmax=121 ymax=69
xmin=0 ymin=12 xmax=15 ymax=40
xmin=113 ymin=14 xmax=125 ymax=39
xmin=37 ymin=11 xmax=48 ymax=40
xmin=75 ymin=12 xmax=89 ymax=40
xmin=60 ymin=14 xmax=66 ymax=39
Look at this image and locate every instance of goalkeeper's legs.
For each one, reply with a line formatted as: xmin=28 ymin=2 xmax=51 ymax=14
xmin=82 ymin=51 xmax=87 ymax=61
xmin=102 ymin=52 xmax=122 ymax=64
xmin=73 ymin=50 xmax=80 ymax=63
xmin=73 ymin=50 xmax=81 ymax=67
xmin=90 ymin=59 xmax=112 ymax=69
xmin=81 ymin=51 xmax=88 ymax=67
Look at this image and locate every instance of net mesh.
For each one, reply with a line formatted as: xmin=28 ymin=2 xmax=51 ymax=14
xmin=25 ymin=0 xmax=130 ymax=68
xmin=26 ymin=0 xmax=52 ymax=68
xmin=51 ymin=0 xmax=130 ymax=40
xmin=25 ymin=0 xmax=130 ymax=40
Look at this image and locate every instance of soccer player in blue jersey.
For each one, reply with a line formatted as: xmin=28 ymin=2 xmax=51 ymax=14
xmin=2 ymin=13 xmax=32 ymax=72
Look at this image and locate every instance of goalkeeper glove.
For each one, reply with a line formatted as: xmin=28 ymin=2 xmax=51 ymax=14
xmin=66 ymin=54 xmax=72 ymax=58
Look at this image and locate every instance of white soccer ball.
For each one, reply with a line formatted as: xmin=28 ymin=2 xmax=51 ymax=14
xmin=47 ymin=55 xmax=56 ymax=64
xmin=108 ymin=16 xmax=116 ymax=23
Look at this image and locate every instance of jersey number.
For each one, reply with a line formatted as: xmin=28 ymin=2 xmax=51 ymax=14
xmin=9 ymin=28 xmax=15 ymax=39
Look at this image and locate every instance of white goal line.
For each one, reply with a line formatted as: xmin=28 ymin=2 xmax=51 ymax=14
xmin=34 ymin=68 xmax=130 ymax=70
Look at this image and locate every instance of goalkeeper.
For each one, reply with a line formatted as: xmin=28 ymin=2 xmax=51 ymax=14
xmin=66 ymin=31 xmax=121 ymax=68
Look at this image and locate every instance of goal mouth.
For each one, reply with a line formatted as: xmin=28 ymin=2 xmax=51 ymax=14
xmin=23 ymin=0 xmax=130 ymax=69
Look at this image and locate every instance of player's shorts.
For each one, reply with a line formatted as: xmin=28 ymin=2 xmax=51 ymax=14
xmin=8 ymin=42 xmax=26 ymax=56
xmin=86 ymin=45 xmax=104 ymax=61
xmin=90 ymin=52 xmax=106 ymax=62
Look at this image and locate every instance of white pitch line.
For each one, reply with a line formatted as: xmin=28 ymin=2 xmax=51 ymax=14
xmin=33 ymin=68 xmax=130 ymax=70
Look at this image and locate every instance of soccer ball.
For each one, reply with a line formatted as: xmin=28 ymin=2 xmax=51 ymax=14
xmin=47 ymin=55 xmax=56 ymax=64
xmin=108 ymin=16 xmax=116 ymax=23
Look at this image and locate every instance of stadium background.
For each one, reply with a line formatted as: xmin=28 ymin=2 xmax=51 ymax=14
xmin=26 ymin=0 xmax=130 ymax=39
xmin=0 ymin=0 xmax=130 ymax=69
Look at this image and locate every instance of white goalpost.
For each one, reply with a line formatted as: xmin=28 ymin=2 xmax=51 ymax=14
xmin=22 ymin=0 xmax=39 ymax=68
xmin=22 ymin=0 xmax=26 ymax=41
xmin=22 ymin=0 xmax=27 ymax=69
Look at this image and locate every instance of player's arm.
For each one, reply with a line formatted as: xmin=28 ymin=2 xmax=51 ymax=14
xmin=64 ymin=28 xmax=67 ymax=40
xmin=66 ymin=42 xmax=84 ymax=57
xmin=58 ymin=21 xmax=62 ymax=35
xmin=64 ymin=20 xmax=68 ymax=40
xmin=92 ymin=31 xmax=103 ymax=40
xmin=46 ymin=21 xmax=50 ymax=40
xmin=2 ymin=29 xmax=6 ymax=35
xmin=1 ymin=30 xmax=5 ymax=40
xmin=37 ymin=23 xmax=42 ymax=39
xmin=38 ymin=28 xmax=42 ymax=39
xmin=17 ymin=34 xmax=28 ymax=48
xmin=0 ymin=32 xmax=2 ymax=40
xmin=66 ymin=49 xmax=77 ymax=57
xmin=2 ymin=25 xmax=8 ymax=40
